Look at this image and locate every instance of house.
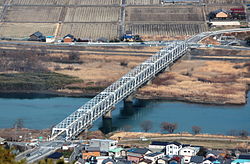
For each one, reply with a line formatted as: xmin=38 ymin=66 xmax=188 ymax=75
xmin=239 ymin=154 xmax=250 ymax=160
xmin=231 ymin=159 xmax=250 ymax=164
xmin=29 ymin=31 xmax=46 ymax=42
xmin=168 ymin=156 xmax=183 ymax=164
xmin=179 ymin=146 xmax=200 ymax=163
xmin=205 ymin=150 xmax=222 ymax=159
xmin=156 ymin=156 xmax=171 ymax=164
xmin=102 ymin=158 xmax=116 ymax=164
xmin=165 ymin=142 xmax=182 ymax=156
xmin=89 ymin=139 xmax=118 ymax=152
xmin=63 ymin=34 xmax=75 ymax=43
xmin=230 ymin=8 xmax=246 ymax=20
xmin=209 ymin=9 xmax=230 ymax=20
xmin=190 ymin=156 xmax=204 ymax=164
xmin=82 ymin=147 xmax=101 ymax=160
xmin=108 ymin=148 xmax=126 ymax=158
xmin=127 ymin=148 xmax=152 ymax=163
xmin=0 ymin=137 xmax=5 ymax=145
xmin=139 ymin=158 xmax=153 ymax=164
xmin=144 ymin=152 xmax=165 ymax=164
xmin=46 ymin=36 xmax=55 ymax=43
xmin=149 ymin=141 xmax=169 ymax=152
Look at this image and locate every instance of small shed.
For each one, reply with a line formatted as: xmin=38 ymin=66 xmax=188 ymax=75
xmin=63 ymin=34 xmax=75 ymax=43
xmin=46 ymin=36 xmax=55 ymax=43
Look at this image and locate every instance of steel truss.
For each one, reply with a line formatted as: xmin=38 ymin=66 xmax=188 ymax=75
xmin=51 ymin=41 xmax=188 ymax=140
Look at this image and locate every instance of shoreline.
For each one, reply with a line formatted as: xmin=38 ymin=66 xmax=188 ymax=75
xmin=0 ymin=88 xmax=249 ymax=105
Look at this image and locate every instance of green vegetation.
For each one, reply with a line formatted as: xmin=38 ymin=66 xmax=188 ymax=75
xmin=0 ymin=72 xmax=82 ymax=91
xmin=0 ymin=146 xmax=26 ymax=164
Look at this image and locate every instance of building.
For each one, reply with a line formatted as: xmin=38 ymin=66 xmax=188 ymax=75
xmin=127 ymin=148 xmax=152 ymax=163
xmin=209 ymin=9 xmax=230 ymax=20
xmin=108 ymin=148 xmax=126 ymax=158
xmin=46 ymin=36 xmax=55 ymax=43
xmin=165 ymin=142 xmax=182 ymax=156
xmin=230 ymin=8 xmax=246 ymax=20
xmin=149 ymin=141 xmax=169 ymax=152
xmin=144 ymin=152 xmax=165 ymax=164
xmin=0 ymin=137 xmax=5 ymax=145
xmin=89 ymin=139 xmax=117 ymax=152
xmin=190 ymin=156 xmax=204 ymax=164
xmin=63 ymin=34 xmax=75 ymax=43
xmin=29 ymin=31 xmax=46 ymax=42
xmin=82 ymin=147 xmax=101 ymax=160
xmin=179 ymin=146 xmax=200 ymax=163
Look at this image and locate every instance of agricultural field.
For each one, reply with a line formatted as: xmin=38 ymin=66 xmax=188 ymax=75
xmin=126 ymin=6 xmax=205 ymax=22
xmin=58 ymin=23 xmax=118 ymax=40
xmin=68 ymin=0 xmax=120 ymax=5
xmin=0 ymin=0 xmax=4 ymax=5
xmin=126 ymin=0 xmax=160 ymax=5
xmin=125 ymin=23 xmax=207 ymax=36
xmin=2 ymin=6 xmax=62 ymax=22
xmin=10 ymin=0 xmax=69 ymax=5
xmin=0 ymin=23 xmax=57 ymax=38
xmin=64 ymin=7 xmax=120 ymax=22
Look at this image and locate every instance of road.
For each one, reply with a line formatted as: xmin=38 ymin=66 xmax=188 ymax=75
xmin=15 ymin=140 xmax=64 ymax=163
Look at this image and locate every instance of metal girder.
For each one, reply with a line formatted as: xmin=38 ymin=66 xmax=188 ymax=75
xmin=51 ymin=41 xmax=188 ymax=140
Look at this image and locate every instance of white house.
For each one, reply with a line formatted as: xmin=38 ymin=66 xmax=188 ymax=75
xmin=0 ymin=137 xmax=5 ymax=145
xmin=179 ymin=147 xmax=200 ymax=163
xmin=165 ymin=142 xmax=182 ymax=156
xmin=202 ymin=159 xmax=213 ymax=164
xmin=144 ymin=152 xmax=165 ymax=164
xmin=89 ymin=139 xmax=117 ymax=152
xmin=149 ymin=141 xmax=169 ymax=152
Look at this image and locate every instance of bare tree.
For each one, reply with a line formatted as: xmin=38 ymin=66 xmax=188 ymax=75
xmin=140 ymin=120 xmax=153 ymax=132
xmin=13 ymin=118 xmax=24 ymax=129
xmin=123 ymin=125 xmax=132 ymax=132
xmin=161 ymin=122 xmax=177 ymax=133
xmin=239 ymin=130 xmax=248 ymax=138
xmin=192 ymin=126 xmax=202 ymax=135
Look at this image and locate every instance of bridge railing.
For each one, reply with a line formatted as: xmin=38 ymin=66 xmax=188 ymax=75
xmin=51 ymin=41 xmax=188 ymax=140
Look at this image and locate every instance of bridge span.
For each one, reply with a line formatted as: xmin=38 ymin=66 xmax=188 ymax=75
xmin=51 ymin=28 xmax=250 ymax=141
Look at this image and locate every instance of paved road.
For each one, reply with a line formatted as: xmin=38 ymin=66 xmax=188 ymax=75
xmin=15 ymin=140 xmax=64 ymax=163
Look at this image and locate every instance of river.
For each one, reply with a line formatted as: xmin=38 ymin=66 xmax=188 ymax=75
xmin=0 ymin=92 xmax=249 ymax=135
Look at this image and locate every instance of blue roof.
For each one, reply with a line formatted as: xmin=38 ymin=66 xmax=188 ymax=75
xmin=47 ymin=152 xmax=63 ymax=159
xmin=232 ymin=159 xmax=250 ymax=163
xmin=46 ymin=36 xmax=54 ymax=38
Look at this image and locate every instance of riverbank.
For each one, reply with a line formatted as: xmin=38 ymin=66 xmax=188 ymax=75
xmin=0 ymin=46 xmax=250 ymax=105
xmin=0 ymin=128 xmax=249 ymax=150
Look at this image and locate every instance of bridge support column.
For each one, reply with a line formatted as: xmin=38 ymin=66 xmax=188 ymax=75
xmin=101 ymin=111 xmax=113 ymax=134
xmin=124 ymin=94 xmax=134 ymax=103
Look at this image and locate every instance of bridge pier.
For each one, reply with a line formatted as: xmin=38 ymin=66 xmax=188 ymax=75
xmin=101 ymin=111 xmax=113 ymax=134
xmin=124 ymin=94 xmax=134 ymax=103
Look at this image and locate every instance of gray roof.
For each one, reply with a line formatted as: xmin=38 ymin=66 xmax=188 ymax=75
xmin=127 ymin=148 xmax=150 ymax=154
xmin=145 ymin=152 xmax=164 ymax=157
xmin=190 ymin=156 xmax=204 ymax=163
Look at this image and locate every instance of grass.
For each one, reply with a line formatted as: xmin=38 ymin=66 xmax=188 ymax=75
xmin=0 ymin=72 xmax=82 ymax=91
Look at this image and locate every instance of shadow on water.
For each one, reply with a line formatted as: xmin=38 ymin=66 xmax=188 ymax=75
xmin=0 ymin=92 xmax=60 ymax=99
xmin=99 ymin=99 xmax=152 ymax=133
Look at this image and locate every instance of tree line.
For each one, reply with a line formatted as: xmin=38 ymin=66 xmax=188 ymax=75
xmin=123 ymin=120 xmax=249 ymax=137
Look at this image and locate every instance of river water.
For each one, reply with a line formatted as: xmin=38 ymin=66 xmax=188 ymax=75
xmin=0 ymin=92 xmax=249 ymax=135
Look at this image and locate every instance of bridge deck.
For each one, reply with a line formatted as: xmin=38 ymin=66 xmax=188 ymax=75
xmin=51 ymin=41 xmax=188 ymax=140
